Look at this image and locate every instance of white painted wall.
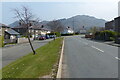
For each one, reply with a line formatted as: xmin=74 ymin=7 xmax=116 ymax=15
xmin=62 ymin=29 xmax=74 ymax=34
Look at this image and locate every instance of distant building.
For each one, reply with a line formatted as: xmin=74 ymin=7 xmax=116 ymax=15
xmin=105 ymin=20 xmax=115 ymax=31
xmin=79 ymin=26 xmax=87 ymax=34
xmin=114 ymin=16 xmax=120 ymax=33
xmin=29 ymin=26 xmax=51 ymax=38
xmin=62 ymin=27 xmax=74 ymax=34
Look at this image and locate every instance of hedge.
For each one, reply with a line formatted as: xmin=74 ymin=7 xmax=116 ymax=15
xmin=94 ymin=30 xmax=118 ymax=41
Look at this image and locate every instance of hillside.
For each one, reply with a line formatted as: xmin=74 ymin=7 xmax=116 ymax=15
xmin=9 ymin=15 xmax=106 ymax=32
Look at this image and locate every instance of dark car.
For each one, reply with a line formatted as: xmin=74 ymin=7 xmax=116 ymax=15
xmin=85 ymin=33 xmax=94 ymax=38
xmin=39 ymin=36 xmax=46 ymax=40
xmin=46 ymin=35 xmax=50 ymax=39
xmin=49 ymin=35 xmax=55 ymax=38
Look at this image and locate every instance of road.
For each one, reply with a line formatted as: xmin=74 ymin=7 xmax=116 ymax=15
xmin=2 ymin=39 xmax=52 ymax=67
xmin=62 ymin=35 xmax=118 ymax=78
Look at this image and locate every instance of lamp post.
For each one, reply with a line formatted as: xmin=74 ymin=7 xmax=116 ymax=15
xmin=72 ymin=17 xmax=75 ymax=34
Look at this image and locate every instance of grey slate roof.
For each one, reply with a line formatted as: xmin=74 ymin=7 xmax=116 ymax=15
xmin=5 ymin=29 xmax=20 ymax=35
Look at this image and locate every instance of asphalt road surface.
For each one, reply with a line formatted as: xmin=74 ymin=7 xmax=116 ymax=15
xmin=2 ymin=39 xmax=52 ymax=67
xmin=62 ymin=35 xmax=119 ymax=78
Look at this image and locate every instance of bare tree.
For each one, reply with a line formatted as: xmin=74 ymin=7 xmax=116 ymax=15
xmin=47 ymin=20 xmax=64 ymax=32
xmin=88 ymin=26 xmax=99 ymax=34
xmin=47 ymin=20 xmax=64 ymax=40
xmin=13 ymin=6 xmax=39 ymax=55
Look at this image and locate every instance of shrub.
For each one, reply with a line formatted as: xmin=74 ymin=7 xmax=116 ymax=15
xmin=94 ymin=30 xmax=117 ymax=41
xmin=61 ymin=33 xmax=74 ymax=36
xmin=75 ymin=32 xmax=80 ymax=35
xmin=56 ymin=32 xmax=61 ymax=37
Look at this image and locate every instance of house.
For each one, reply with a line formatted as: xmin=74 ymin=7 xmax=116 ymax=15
xmin=79 ymin=26 xmax=87 ymax=34
xmin=0 ymin=23 xmax=20 ymax=43
xmin=114 ymin=16 xmax=120 ymax=44
xmin=29 ymin=26 xmax=51 ymax=39
xmin=12 ymin=23 xmax=51 ymax=39
xmin=0 ymin=23 xmax=8 ymax=36
xmin=105 ymin=20 xmax=115 ymax=31
xmin=62 ymin=27 xmax=74 ymax=34
xmin=114 ymin=16 xmax=120 ymax=33
xmin=12 ymin=27 xmax=28 ymax=36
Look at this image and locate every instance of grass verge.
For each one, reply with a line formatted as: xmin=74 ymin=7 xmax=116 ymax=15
xmin=0 ymin=36 xmax=4 ymax=47
xmin=2 ymin=38 xmax=63 ymax=78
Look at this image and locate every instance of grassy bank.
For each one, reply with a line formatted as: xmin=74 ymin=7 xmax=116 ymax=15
xmin=0 ymin=36 xmax=4 ymax=47
xmin=2 ymin=38 xmax=63 ymax=78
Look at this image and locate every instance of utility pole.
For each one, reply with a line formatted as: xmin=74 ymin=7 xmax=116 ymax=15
xmin=72 ymin=17 xmax=75 ymax=34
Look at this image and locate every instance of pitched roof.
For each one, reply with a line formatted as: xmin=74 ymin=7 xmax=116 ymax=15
xmin=0 ymin=23 xmax=9 ymax=28
xmin=5 ymin=28 xmax=20 ymax=35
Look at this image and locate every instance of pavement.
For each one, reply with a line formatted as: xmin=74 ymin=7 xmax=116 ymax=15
xmin=84 ymin=38 xmax=120 ymax=47
xmin=104 ymin=41 xmax=120 ymax=47
xmin=62 ymin=35 xmax=119 ymax=78
xmin=2 ymin=39 xmax=52 ymax=68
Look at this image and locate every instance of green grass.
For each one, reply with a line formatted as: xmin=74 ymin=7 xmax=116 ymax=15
xmin=0 ymin=36 xmax=4 ymax=47
xmin=2 ymin=38 xmax=63 ymax=78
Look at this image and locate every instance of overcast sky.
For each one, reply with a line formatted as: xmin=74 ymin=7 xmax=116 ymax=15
xmin=0 ymin=0 xmax=120 ymax=25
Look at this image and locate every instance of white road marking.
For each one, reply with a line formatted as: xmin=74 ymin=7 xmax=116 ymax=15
xmin=115 ymin=57 xmax=120 ymax=60
xmin=91 ymin=46 xmax=104 ymax=53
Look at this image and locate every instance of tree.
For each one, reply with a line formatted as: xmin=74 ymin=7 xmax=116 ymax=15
xmin=13 ymin=6 xmax=39 ymax=55
xmin=47 ymin=20 xmax=64 ymax=40
xmin=47 ymin=20 xmax=64 ymax=32
xmin=88 ymin=26 xmax=99 ymax=34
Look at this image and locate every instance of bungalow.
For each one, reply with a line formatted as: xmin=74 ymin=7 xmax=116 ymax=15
xmin=0 ymin=23 xmax=20 ymax=43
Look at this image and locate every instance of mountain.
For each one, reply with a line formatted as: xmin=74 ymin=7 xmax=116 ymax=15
xmin=9 ymin=15 xmax=106 ymax=31
xmin=9 ymin=21 xmax=20 ymax=28
xmin=57 ymin=15 xmax=106 ymax=32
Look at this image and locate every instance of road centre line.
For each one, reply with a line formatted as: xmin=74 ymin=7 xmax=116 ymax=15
xmin=91 ymin=46 xmax=104 ymax=53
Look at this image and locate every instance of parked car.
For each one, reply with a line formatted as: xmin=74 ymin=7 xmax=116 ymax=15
xmin=46 ymin=35 xmax=50 ymax=39
xmin=39 ymin=36 xmax=46 ymax=40
xmin=49 ymin=35 xmax=55 ymax=38
xmin=85 ymin=33 xmax=94 ymax=38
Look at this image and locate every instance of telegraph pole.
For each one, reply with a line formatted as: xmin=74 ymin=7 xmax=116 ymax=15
xmin=73 ymin=17 xmax=75 ymax=34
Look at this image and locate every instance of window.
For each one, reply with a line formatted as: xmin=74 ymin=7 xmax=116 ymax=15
xmin=36 ymin=30 xmax=38 ymax=32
